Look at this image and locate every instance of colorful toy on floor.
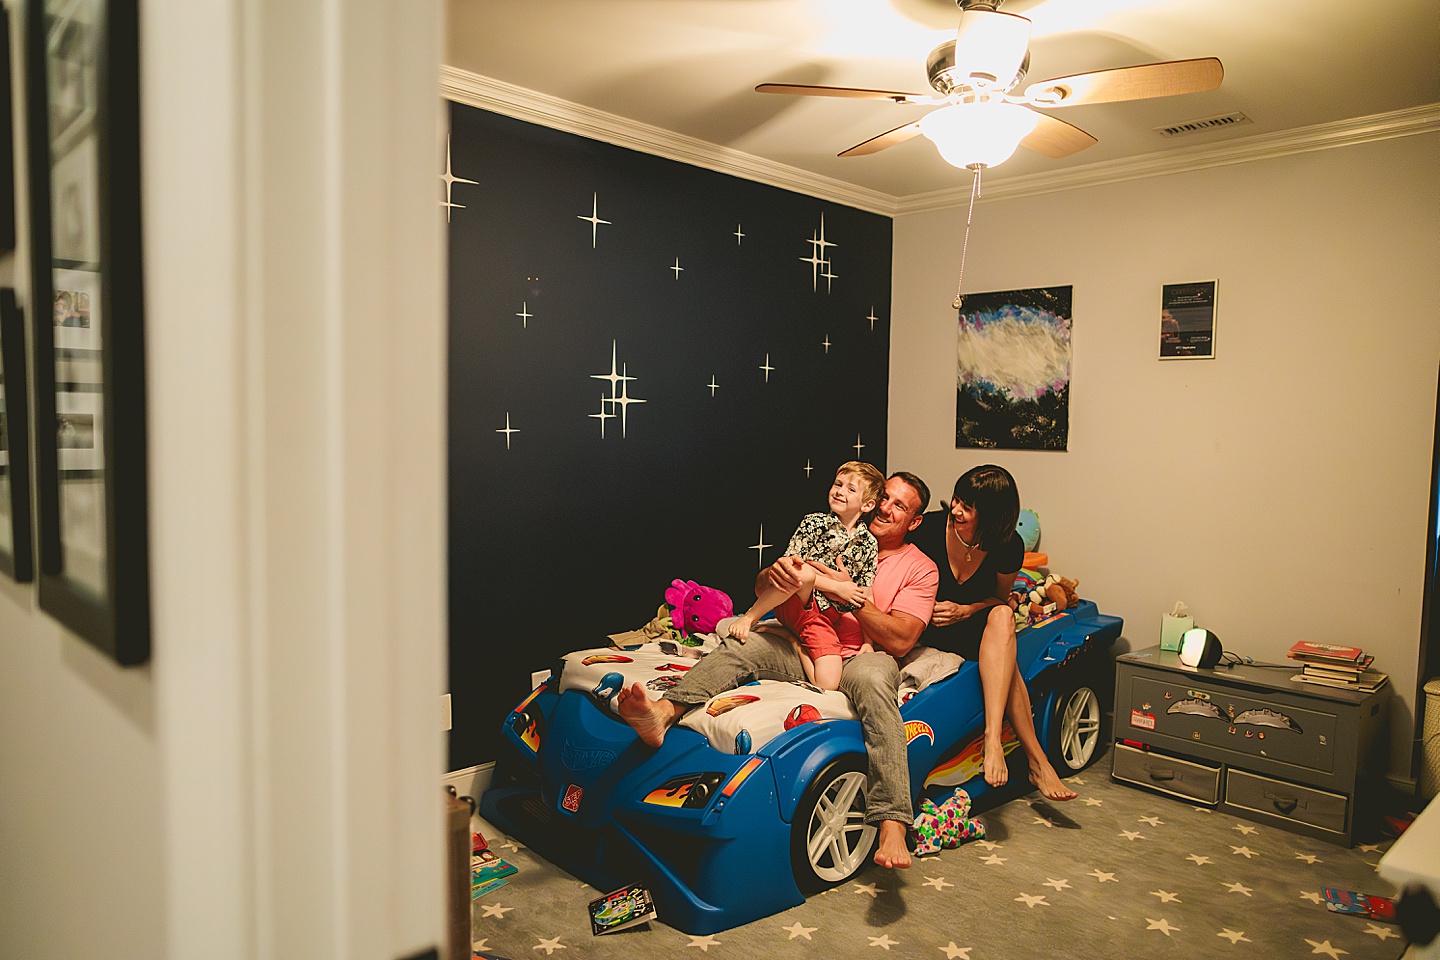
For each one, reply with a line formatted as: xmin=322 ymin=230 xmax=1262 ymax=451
xmin=912 ymin=787 xmax=985 ymax=855
xmin=665 ymin=579 xmax=734 ymax=640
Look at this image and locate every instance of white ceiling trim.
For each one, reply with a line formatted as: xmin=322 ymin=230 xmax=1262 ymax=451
xmin=442 ymin=66 xmax=1440 ymax=221
xmin=895 ymin=103 xmax=1440 ymax=216
xmin=441 ymin=66 xmax=895 ymax=215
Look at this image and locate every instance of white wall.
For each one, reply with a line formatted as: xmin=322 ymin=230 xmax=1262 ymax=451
xmin=889 ymin=133 xmax=1440 ymax=779
xmin=0 ymin=1 xmax=447 ymax=957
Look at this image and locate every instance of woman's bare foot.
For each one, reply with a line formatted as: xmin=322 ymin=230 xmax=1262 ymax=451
xmin=873 ymin=820 xmax=912 ymax=869
xmin=616 ymin=683 xmax=678 ymax=748
xmin=983 ymin=736 xmax=1009 ymax=787
xmin=726 ymin=616 xmax=753 ymax=642
xmin=1029 ymin=760 xmax=1077 ymax=801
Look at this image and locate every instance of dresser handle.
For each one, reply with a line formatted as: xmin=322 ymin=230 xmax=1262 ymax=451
xmin=1148 ymin=768 xmax=1176 ymax=781
xmin=1271 ymin=795 xmax=1298 ymax=814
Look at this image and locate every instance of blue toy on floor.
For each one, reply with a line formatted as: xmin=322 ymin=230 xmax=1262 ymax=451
xmin=480 ymin=599 xmax=1122 ymax=935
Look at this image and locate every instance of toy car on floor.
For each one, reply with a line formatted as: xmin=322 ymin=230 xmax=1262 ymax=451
xmin=480 ymin=599 xmax=1123 ymax=935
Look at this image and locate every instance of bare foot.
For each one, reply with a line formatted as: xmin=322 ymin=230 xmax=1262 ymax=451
xmin=983 ymin=737 xmax=1009 ymax=788
xmin=616 ymin=682 xmax=677 ymax=748
xmin=1029 ymin=760 xmax=1077 ymax=801
xmin=873 ymin=819 xmax=912 ymax=869
xmin=727 ymin=616 xmax=752 ymax=642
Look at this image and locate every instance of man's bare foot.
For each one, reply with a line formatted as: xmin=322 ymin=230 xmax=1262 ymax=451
xmin=616 ymin=682 xmax=677 ymax=748
xmin=983 ymin=737 xmax=1009 ymax=787
xmin=726 ymin=616 xmax=753 ymax=642
xmin=873 ymin=819 xmax=912 ymax=869
xmin=1029 ymin=760 xmax=1077 ymax=801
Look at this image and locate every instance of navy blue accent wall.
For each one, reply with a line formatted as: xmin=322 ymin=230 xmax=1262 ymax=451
xmin=446 ymin=103 xmax=893 ymax=768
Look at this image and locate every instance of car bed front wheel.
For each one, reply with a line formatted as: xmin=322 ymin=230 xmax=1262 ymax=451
xmin=790 ymin=755 xmax=878 ymax=894
xmin=1051 ymin=683 xmax=1102 ymax=771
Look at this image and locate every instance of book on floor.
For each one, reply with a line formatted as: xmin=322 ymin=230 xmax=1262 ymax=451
xmin=588 ymin=882 xmax=657 ymax=935
xmin=472 ymin=847 xmax=518 ymax=885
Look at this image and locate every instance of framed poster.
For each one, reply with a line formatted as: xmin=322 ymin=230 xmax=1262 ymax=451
xmin=955 ymin=286 xmax=1072 ymax=451
xmin=1159 ymin=280 xmax=1218 ymax=359
xmin=23 ymin=0 xmax=149 ymax=663
xmin=0 ymin=289 xmax=33 ymax=581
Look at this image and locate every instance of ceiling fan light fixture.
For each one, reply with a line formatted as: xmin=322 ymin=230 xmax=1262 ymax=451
xmin=952 ymin=8 xmax=1031 ymax=89
xmin=919 ymin=101 xmax=1039 ymax=169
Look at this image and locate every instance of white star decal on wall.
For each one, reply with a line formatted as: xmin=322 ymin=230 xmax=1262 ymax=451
xmin=734 ymin=224 xmax=745 ymax=245
xmin=822 ymin=335 xmax=831 ymax=353
xmin=440 ymin=139 xmax=477 ymax=221
xmin=804 ymin=459 xmax=813 ymax=477
xmin=516 ymin=302 xmax=532 ymax=328
xmin=588 ymin=342 xmax=645 ymax=439
xmin=853 ymin=433 xmax=865 ymax=457
xmin=760 ymin=354 xmax=775 ymax=382
xmin=671 ymin=257 xmax=684 ymax=279
xmin=749 ymin=524 xmax=772 ymax=569
xmin=867 ymin=307 xmax=878 ymax=330
xmin=496 ymin=413 xmax=519 ymax=450
xmin=708 ymin=376 xmax=719 ymax=396
xmin=577 ymin=193 xmax=611 ymax=248
xmin=800 ymin=213 xmax=838 ymax=291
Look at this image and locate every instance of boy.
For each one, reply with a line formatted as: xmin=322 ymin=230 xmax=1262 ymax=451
xmin=728 ymin=461 xmax=885 ymax=690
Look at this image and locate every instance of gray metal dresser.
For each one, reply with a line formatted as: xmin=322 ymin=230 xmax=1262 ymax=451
xmin=1112 ymin=646 xmax=1391 ymax=846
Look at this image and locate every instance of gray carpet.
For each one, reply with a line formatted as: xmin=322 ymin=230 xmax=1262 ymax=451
xmin=469 ymin=745 xmax=1408 ymax=960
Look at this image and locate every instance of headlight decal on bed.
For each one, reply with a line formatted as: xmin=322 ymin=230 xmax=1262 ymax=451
xmin=643 ymin=773 xmax=726 ymax=809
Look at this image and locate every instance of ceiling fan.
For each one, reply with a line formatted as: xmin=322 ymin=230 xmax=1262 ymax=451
xmin=757 ymin=0 xmax=1223 ymax=170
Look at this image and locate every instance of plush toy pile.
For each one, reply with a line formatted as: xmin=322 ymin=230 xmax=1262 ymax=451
xmin=911 ymin=787 xmax=985 ymax=855
xmin=1008 ymin=508 xmax=1081 ymax=627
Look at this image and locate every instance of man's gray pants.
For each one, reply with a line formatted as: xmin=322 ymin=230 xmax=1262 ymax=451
xmin=661 ymin=631 xmax=912 ymax=825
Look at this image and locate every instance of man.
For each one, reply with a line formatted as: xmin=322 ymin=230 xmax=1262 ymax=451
xmin=617 ymin=472 xmax=939 ymax=870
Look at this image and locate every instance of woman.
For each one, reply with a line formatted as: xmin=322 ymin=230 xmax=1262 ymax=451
xmin=912 ymin=465 xmax=1075 ymax=801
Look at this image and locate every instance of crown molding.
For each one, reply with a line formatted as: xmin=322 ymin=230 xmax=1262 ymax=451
xmin=442 ymin=66 xmax=1440 ymax=221
xmin=440 ymin=66 xmax=896 ymax=216
xmin=894 ymin=103 xmax=1440 ymax=215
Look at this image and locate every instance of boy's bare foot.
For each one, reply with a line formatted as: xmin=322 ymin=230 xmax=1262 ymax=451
xmin=873 ymin=820 xmax=912 ymax=869
xmin=1029 ymin=760 xmax=1077 ymax=801
xmin=726 ymin=616 xmax=752 ymax=642
xmin=983 ymin=736 xmax=1009 ymax=787
xmin=616 ymin=682 xmax=677 ymax=748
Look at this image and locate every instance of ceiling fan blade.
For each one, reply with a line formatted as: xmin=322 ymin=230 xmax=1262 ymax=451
xmin=756 ymin=82 xmax=933 ymax=104
xmin=838 ymin=121 xmax=924 ymax=157
xmin=1020 ymin=113 xmax=1097 ymax=159
xmin=1023 ymin=57 xmax=1223 ymax=107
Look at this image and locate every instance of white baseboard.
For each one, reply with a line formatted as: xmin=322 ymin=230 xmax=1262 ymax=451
xmin=444 ymin=762 xmax=497 ymax=838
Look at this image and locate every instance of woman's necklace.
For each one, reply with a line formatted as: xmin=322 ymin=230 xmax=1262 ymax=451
xmin=951 ymin=523 xmax=981 ymax=563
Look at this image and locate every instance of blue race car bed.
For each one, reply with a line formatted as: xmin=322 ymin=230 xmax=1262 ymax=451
xmin=480 ymin=599 xmax=1123 ymax=935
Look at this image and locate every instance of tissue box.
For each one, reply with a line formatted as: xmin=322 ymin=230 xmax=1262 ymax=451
xmin=1160 ymin=614 xmax=1193 ymax=652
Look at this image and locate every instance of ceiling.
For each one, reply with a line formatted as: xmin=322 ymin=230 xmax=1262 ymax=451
xmin=445 ymin=0 xmax=1440 ymax=206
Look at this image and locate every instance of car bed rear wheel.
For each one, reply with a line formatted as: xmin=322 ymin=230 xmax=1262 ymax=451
xmin=790 ymin=755 xmax=878 ymax=894
xmin=1051 ymin=683 xmax=1102 ymax=772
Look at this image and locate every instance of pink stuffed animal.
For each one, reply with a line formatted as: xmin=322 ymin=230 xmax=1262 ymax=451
xmin=911 ymin=788 xmax=985 ymax=855
xmin=665 ymin=580 xmax=733 ymax=639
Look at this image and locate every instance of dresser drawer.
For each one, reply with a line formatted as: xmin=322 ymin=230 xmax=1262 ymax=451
xmin=1126 ymin=675 xmax=1339 ymax=774
xmin=1111 ymin=743 xmax=1221 ymax=805
xmin=1225 ymin=768 xmax=1348 ymax=837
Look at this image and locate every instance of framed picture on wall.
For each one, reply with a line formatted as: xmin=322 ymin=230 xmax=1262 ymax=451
xmin=0 ymin=289 xmax=34 ymax=582
xmin=1159 ymin=280 xmax=1218 ymax=360
xmin=23 ymin=0 xmax=149 ymax=664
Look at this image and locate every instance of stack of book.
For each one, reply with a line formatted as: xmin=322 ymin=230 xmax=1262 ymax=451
xmin=1288 ymin=641 xmax=1388 ymax=692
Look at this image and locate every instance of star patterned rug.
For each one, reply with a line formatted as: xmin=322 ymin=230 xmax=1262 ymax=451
xmin=469 ymin=745 xmax=1409 ymax=960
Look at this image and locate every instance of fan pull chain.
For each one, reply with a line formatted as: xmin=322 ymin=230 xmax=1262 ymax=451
xmin=951 ymin=165 xmax=983 ymax=310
